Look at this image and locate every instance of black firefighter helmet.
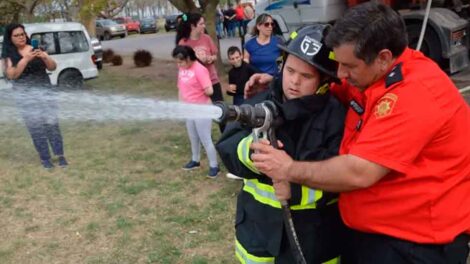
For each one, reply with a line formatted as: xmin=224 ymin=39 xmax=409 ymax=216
xmin=278 ymin=24 xmax=339 ymax=82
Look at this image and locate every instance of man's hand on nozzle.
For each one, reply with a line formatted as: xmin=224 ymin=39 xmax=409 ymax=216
xmin=244 ymin=73 xmax=273 ymax=99
xmin=250 ymin=139 xmax=293 ymax=182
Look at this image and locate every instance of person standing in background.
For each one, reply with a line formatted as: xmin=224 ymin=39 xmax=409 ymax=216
xmin=235 ymin=0 xmax=246 ymax=37
xmin=243 ymin=2 xmax=255 ymax=36
xmin=1 ymin=23 xmax=68 ymax=169
xmin=227 ymin=46 xmax=259 ymax=106
xmin=224 ymin=5 xmax=237 ymax=38
xmin=176 ymin=13 xmax=225 ymax=132
xmin=216 ymin=5 xmax=225 ymax=39
xmin=244 ymin=13 xmax=283 ymax=78
xmin=172 ymin=45 xmax=220 ymax=178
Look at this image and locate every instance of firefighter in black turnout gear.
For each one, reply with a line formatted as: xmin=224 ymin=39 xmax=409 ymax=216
xmin=216 ymin=24 xmax=349 ymax=264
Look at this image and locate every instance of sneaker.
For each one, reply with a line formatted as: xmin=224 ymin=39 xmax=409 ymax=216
xmin=182 ymin=160 xmax=200 ymax=170
xmin=58 ymin=156 xmax=68 ymax=167
xmin=207 ymin=167 xmax=220 ymax=178
xmin=41 ymin=159 xmax=54 ymax=169
xmin=226 ymin=172 xmax=243 ymax=180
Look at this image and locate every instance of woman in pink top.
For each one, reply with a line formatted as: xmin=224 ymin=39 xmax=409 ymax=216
xmin=176 ymin=13 xmax=225 ymax=132
xmin=172 ymin=45 xmax=220 ymax=178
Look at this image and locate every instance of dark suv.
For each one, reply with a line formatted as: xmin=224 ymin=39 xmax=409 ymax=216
xmin=164 ymin=15 xmax=180 ymax=32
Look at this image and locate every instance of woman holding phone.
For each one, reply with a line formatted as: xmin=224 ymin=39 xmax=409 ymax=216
xmin=1 ymin=23 xmax=68 ymax=169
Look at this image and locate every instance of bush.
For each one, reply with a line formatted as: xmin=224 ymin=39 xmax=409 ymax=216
xmin=111 ymin=55 xmax=123 ymax=66
xmin=103 ymin=49 xmax=115 ymax=63
xmin=133 ymin=49 xmax=153 ymax=67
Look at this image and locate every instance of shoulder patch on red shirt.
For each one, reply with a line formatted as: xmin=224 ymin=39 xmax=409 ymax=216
xmin=374 ymin=93 xmax=398 ymax=118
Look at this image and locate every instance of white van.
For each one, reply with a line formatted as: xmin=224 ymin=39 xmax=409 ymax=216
xmin=23 ymin=22 xmax=98 ymax=89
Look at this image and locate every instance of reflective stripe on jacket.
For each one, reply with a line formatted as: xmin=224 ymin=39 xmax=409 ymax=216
xmin=238 ymin=134 xmax=325 ymax=210
xmin=236 ymin=239 xmax=275 ymax=264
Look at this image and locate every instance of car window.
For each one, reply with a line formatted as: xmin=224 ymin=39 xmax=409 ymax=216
xmin=31 ymin=33 xmax=56 ymax=54
xmin=31 ymin=31 xmax=89 ymax=55
xmin=102 ymin=20 xmax=117 ymax=26
xmin=58 ymin=31 xmax=89 ymax=53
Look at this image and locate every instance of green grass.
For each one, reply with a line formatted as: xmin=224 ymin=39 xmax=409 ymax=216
xmin=0 ymin=62 xmax=241 ymax=263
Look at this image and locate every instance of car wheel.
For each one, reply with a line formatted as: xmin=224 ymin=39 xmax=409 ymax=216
xmin=121 ymin=32 xmax=127 ymax=38
xmin=407 ymin=23 xmax=443 ymax=66
xmin=104 ymin=32 xmax=111 ymax=40
xmin=96 ymin=61 xmax=103 ymax=70
xmin=58 ymin=69 xmax=84 ymax=89
xmin=165 ymin=26 xmax=169 ymax=32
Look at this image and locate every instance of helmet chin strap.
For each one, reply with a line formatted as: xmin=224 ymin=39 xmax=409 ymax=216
xmin=315 ymin=82 xmax=330 ymax=95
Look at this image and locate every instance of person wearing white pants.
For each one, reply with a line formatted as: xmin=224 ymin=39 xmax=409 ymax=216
xmin=185 ymin=118 xmax=219 ymax=177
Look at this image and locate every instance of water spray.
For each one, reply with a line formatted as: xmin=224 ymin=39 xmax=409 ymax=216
xmin=0 ymin=89 xmax=223 ymax=123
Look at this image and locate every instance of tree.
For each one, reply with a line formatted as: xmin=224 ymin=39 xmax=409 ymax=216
xmin=0 ymin=0 xmax=44 ymax=23
xmin=73 ymin=0 xmax=129 ymax=36
xmin=0 ymin=1 xmax=24 ymax=23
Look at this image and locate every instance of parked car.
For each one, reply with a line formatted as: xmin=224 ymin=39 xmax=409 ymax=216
xmin=90 ymin=37 xmax=103 ymax=70
xmin=113 ymin=17 xmax=140 ymax=34
xmin=95 ymin=19 xmax=127 ymax=40
xmin=164 ymin=14 xmax=180 ymax=32
xmin=20 ymin=22 xmax=98 ymax=89
xmin=139 ymin=18 xmax=158 ymax=34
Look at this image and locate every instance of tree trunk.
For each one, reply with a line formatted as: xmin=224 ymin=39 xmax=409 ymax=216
xmin=200 ymin=0 xmax=225 ymax=76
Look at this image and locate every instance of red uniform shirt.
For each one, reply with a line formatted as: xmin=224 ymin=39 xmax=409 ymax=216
xmin=331 ymin=48 xmax=470 ymax=243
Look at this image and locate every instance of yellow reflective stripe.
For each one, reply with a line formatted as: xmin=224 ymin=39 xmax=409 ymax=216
xmin=290 ymin=186 xmax=323 ymax=210
xmin=237 ymin=135 xmax=260 ymax=174
xmin=244 ymin=179 xmax=325 ymax=210
xmin=327 ymin=198 xmax=338 ymax=205
xmin=323 ymin=256 xmax=340 ymax=264
xmin=243 ymin=179 xmax=282 ymax=208
xmin=235 ymin=239 xmax=274 ymax=264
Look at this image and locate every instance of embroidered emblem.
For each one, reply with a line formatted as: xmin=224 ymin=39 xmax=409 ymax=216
xmin=374 ymin=93 xmax=398 ymax=118
xmin=300 ymin=35 xmax=321 ymax=56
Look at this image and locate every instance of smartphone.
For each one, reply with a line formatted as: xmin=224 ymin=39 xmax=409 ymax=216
xmin=31 ymin=39 xmax=39 ymax=50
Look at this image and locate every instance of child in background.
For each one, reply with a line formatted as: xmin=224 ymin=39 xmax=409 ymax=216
xmin=227 ymin=46 xmax=259 ymax=105
xmin=172 ymin=45 xmax=220 ymax=178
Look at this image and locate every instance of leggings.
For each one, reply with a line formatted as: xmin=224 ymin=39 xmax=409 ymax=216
xmin=186 ymin=118 xmax=218 ymax=168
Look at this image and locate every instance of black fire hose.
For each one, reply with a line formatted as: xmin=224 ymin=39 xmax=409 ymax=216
xmin=268 ymin=130 xmax=307 ymax=264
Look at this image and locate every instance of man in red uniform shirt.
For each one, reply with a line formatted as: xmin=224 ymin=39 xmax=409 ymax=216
xmin=248 ymin=2 xmax=470 ymax=263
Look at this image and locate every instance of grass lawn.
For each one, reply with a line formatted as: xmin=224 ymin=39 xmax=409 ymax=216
xmin=0 ymin=61 xmax=241 ymax=263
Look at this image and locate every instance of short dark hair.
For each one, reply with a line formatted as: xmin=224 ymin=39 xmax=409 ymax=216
xmin=172 ymin=45 xmax=197 ymax=61
xmin=325 ymin=2 xmax=407 ymax=64
xmin=227 ymin=46 xmax=241 ymax=57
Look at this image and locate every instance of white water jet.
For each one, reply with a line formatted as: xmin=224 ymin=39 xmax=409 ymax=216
xmin=0 ymin=88 xmax=223 ymax=123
